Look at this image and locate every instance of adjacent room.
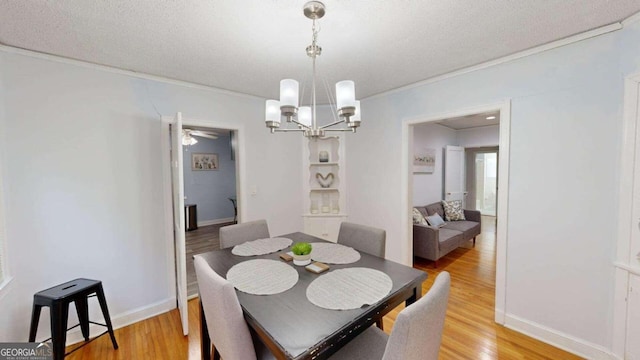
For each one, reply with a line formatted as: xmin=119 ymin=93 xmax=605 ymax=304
xmin=1 ymin=2 xmax=640 ymax=360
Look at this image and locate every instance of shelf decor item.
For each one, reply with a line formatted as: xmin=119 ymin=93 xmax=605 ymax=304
xmin=291 ymin=242 xmax=313 ymax=266
xmin=310 ymin=200 xmax=319 ymax=214
xmin=316 ymin=172 xmax=334 ymax=188
xmin=331 ymin=200 xmax=340 ymax=214
xmin=321 ymin=194 xmax=330 ymax=213
xmin=319 ymin=151 xmax=329 ymax=162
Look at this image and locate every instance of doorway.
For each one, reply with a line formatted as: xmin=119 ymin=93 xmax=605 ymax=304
xmin=402 ymin=101 xmax=511 ymax=323
xmin=466 ymin=147 xmax=499 ymax=216
xmin=182 ymin=127 xmax=238 ymax=298
xmin=161 ymin=114 xmax=246 ymax=335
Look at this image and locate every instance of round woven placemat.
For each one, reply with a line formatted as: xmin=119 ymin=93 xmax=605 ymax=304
xmin=309 ymin=242 xmax=361 ymax=264
xmin=231 ymin=237 xmax=293 ymax=256
xmin=306 ymin=268 xmax=393 ymax=310
xmin=227 ymin=259 xmax=298 ymax=295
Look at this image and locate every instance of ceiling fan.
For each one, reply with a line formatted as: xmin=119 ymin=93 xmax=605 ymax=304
xmin=182 ymin=129 xmax=218 ymax=145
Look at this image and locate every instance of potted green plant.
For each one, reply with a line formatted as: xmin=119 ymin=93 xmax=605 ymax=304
xmin=291 ymin=242 xmax=312 ymax=266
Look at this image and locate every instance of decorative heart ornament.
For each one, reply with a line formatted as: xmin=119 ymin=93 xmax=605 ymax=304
xmin=316 ymin=173 xmax=334 ymax=188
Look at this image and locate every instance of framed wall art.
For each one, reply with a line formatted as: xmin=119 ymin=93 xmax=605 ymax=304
xmin=192 ymin=153 xmax=219 ymax=171
xmin=413 ymin=148 xmax=435 ymax=173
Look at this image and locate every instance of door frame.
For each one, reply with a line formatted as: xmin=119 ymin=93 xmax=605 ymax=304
xmin=401 ymin=100 xmax=511 ymax=323
xmin=612 ymin=72 xmax=640 ymax=358
xmin=160 ymin=115 xmax=247 ymax=319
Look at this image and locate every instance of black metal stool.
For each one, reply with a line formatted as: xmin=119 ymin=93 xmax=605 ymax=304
xmin=28 ymin=278 xmax=118 ymax=359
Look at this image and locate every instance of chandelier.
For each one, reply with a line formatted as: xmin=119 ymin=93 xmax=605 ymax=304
xmin=265 ymin=1 xmax=361 ymax=138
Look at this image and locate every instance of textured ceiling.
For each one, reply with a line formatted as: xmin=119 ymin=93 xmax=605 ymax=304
xmin=1 ymin=1 xmax=639 ymax=104
xmin=436 ymin=112 xmax=500 ymax=130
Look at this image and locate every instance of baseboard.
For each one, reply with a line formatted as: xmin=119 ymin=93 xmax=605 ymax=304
xmin=197 ymin=217 xmax=234 ymax=227
xmin=504 ymin=314 xmax=616 ymax=360
xmin=65 ymin=297 xmax=176 ymax=346
xmin=494 ymin=308 xmax=505 ymax=324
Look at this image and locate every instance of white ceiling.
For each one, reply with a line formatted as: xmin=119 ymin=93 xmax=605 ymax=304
xmin=1 ymin=1 xmax=639 ymax=104
xmin=436 ymin=112 xmax=500 ymax=130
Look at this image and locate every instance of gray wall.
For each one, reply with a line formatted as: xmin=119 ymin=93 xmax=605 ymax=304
xmin=183 ymin=135 xmax=236 ymax=223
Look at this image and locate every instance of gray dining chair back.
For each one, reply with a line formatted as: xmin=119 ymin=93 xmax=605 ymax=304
xmin=382 ymin=271 xmax=451 ymax=360
xmin=220 ymin=219 xmax=270 ymax=249
xmin=194 ymin=256 xmax=258 ymax=360
xmin=337 ymin=222 xmax=386 ymax=258
xmin=329 ymin=271 xmax=451 ymax=360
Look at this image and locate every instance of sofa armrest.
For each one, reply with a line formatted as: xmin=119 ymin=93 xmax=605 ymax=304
xmin=413 ymin=224 xmax=439 ymax=261
xmin=464 ymin=209 xmax=481 ymax=223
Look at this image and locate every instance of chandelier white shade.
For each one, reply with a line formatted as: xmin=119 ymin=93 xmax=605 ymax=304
xmin=265 ymin=1 xmax=362 ymax=138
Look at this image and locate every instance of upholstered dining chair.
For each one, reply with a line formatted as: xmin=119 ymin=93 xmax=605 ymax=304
xmin=194 ymin=256 xmax=274 ymax=360
xmin=337 ymin=222 xmax=386 ymax=258
xmin=329 ymin=271 xmax=451 ymax=360
xmin=220 ymin=219 xmax=270 ymax=249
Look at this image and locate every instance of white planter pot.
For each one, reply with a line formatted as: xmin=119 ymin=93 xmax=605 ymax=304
xmin=293 ymin=254 xmax=311 ymax=266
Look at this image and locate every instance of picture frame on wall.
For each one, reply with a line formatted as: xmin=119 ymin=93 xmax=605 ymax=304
xmin=192 ymin=153 xmax=219 ymax=171
xmin=413 ymin=148 xmax=435 ymax=173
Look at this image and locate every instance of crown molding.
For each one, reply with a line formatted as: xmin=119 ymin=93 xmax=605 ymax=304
xmin=0 ymin=44 xmax=263 ymax=101
xmin=365 ymin=22 xmax=622 ymax=102
xmin=622 ymin=10 xmax=640 ymax=26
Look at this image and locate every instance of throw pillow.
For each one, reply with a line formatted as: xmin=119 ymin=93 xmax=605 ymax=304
xmin=441 ymin=200 xmax=466 ymax=221
xmin=412 ymin=208 xmax=428 ymax=225
xmin=425 ymin=212 xmax=446 ymax=227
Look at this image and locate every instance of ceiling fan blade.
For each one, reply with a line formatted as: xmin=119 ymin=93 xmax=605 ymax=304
xmin=191 ymin=133 xmax=218 ymax=139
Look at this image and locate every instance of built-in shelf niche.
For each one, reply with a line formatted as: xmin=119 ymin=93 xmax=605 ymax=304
xmin=303 ymin=135 xmax=347 ymax=241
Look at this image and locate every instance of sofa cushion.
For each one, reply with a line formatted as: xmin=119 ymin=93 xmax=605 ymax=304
xmin=412 ymin=208 xmax=428 ymax=225
xmin=424 ymin=202 xmax=445 ymax=218
xmin=441 ymin=200 xmax=466 ymax=221
xmin=425 ymin=213 xmax=445 ymax=227
xmin=442 ymin=220 xmax=480 ymax=239
xmin=438 ymin=228 xmax=464 ymax=255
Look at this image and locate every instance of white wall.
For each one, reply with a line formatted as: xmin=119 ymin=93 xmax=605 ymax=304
xmin=0 ymin=50 xmax=303 ymax=342
xmin=457 ymin=124 xmax=500 ymax=147
xmin=412 ymin=124 xmax=456 ymax=205
xmin=412 ymin=124 xmax=499 ymax=205
xmin=347 ymin=20 xmax=640 ymax=356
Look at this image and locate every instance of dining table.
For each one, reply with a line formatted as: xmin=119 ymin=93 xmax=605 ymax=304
xmin=196 ymin=232 xmax=427 ymax=360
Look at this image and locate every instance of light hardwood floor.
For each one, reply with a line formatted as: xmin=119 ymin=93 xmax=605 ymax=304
xmin=67 ymin=217 xmax=582 ymax=359
xmin=185 ymin=223 xmax=230 ymax=297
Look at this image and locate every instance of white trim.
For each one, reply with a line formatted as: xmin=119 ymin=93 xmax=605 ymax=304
xmin=366 ymin=23 xmax=621 ymax=102
xmin=495 ymin=101 xmax=511 ymax=324
xmin=622 ymin=10 xmax=640 ymax=26
xmin=615 ymin=261 xmax=640 ymax=276
xmin=0 ymin=45 xmax=263 ymax=101
xmin=613 ymin=72 xmax=640 ymax=358
xmin=64 ymin=297 xmax=175 ymax=346
xmin=0 ymin=276 xmax=14 ymax=302
xmin=504 ymin=314 xmax=616 ymax=360
xmin=401 ymin=100 xmax=511 ymax=322
xmin=160 ymin=117 xmax=177 ymax=302
xmin=197 ymin=217 xmax=235 ymax=227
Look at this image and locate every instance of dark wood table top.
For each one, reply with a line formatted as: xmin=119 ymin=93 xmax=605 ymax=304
xmin=196 ymin=232 xmax=427 ymax=360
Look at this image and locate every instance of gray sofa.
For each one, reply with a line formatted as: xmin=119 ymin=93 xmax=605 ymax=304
xmin=413 ymin=202 xmax=481 ymax=267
